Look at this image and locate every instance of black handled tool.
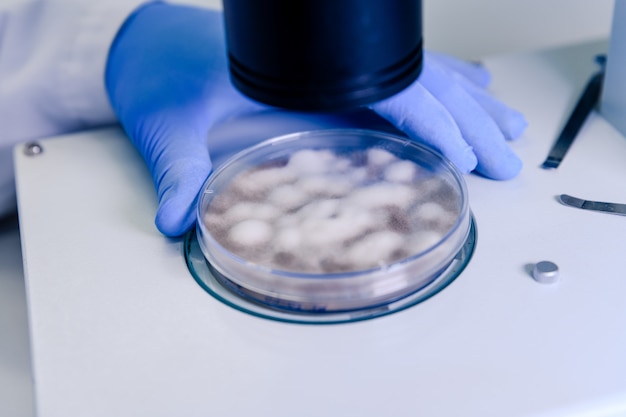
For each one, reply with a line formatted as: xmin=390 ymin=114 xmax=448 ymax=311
xmin=541 ymin=62 xmax=605 ymax=169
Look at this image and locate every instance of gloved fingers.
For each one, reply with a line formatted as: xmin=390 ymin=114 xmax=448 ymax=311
xmin=448 ymin=73 xmax=528 ymax=141
xmin=426 ymin=52 xmax=528 ymax=141
xmin=370 ymin=82 xmax=478 ymax=174
xmin=154 ymin=156 xmax=211 ymax=237
xmin=419 ymin=61 xmax=522 ymax=180
xmin=133 ymin=115 xmax=213 ymax=237
xmin=149 ymin=98 xmax=274 ymax=238
xmin=464 ymin=88 xmax=528 ymax=141
xmin=425 ymin=51 xmax=491 ymax=88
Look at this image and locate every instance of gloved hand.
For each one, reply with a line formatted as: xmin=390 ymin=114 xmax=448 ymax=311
xmin=371 ymin=51 xmax=526 ymax=179
xmin=106 ymin=3 xmax=265 ymax=237
xmin=106 ymin=3 xmax=527 ymax=237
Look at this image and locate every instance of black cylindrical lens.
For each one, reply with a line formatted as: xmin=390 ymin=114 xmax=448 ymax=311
xmin=222 ymin=0 xmax=423 ymax=111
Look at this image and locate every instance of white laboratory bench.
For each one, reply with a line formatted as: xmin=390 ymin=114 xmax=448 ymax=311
xmin=12 ymin=40 xmax=626 ymax=417
xmin=0 ymin=215 xmax=34 ymax=417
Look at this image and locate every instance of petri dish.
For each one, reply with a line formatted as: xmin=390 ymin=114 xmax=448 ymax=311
xmin=196 ymin=129 xmax=471 ymax=313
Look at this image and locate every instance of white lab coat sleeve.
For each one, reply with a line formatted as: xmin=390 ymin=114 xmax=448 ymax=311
xmin=0 ymin=0 xmax=150 ymax=218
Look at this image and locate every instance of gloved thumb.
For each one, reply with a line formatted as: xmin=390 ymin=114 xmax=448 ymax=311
xmin=133 ymin=117 xmax=213 ymax=237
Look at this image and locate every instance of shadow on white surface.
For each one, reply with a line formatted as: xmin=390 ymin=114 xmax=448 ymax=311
xmin=0 ymin=214 xmax=35 ymax=417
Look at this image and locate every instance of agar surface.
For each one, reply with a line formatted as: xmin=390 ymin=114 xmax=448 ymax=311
xmin=203 ymin=147 xmax=461 ymax=273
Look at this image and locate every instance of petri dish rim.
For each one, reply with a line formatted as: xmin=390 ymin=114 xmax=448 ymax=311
xmin=184 ymin=215 xmax=477 ymax=325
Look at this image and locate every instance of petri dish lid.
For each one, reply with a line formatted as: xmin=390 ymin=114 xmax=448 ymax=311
xmin=196 ymin=129 xmax=470 ymax=313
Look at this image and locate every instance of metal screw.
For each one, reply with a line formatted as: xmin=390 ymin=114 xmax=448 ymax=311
xmin=24 ymin=142 xmax=43 ymax=156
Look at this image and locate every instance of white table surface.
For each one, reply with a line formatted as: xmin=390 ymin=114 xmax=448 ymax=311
xmin=0 ymin=214 xmax=34 ymax=417
xmin=13 ymin=40 xmax=626 ymax=417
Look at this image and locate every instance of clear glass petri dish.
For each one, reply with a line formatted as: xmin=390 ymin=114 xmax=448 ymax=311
xmin=196 ymin=129 xmax=471 ymax=313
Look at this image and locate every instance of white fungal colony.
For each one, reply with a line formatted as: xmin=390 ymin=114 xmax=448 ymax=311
xmin=203 ymin=147 xmax=461 ymax=274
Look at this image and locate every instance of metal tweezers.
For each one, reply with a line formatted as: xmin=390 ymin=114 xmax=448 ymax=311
xmin=559 ymin=194 xmax=626 ymax=216
xmin=541 ymin=56 xmax=606 ymax=169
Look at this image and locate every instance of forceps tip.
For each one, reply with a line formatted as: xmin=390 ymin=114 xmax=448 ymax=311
xmin=541 ymin=158 xmax=560 ymax=169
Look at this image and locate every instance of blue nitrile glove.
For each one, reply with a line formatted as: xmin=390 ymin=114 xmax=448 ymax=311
xmin=106 ymin=3 xmax=265 ymax=237
xmin=106 ymin=3 xmax=527 ymax=237
xmin=371 ymin=50 xmax=526 ymax=180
